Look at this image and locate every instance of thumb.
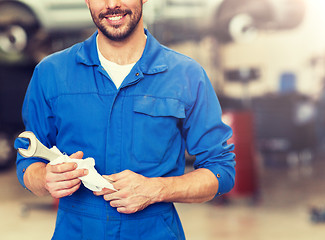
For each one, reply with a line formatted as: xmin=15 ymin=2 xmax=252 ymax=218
xmin=70 ymin=151 xmax=84 ymax=159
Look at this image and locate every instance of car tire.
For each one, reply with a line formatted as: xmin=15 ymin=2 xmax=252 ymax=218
xmin=0 ymin=2 xmax=39 ymax=65
xmin=213 ymin=0 xmax=272 ymax=43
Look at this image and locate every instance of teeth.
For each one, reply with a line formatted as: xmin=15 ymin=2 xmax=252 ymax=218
xmin=108 ymin=15 xmax=123 ymax=21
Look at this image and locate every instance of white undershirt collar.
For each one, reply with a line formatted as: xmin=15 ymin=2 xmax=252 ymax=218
xmin=96 ymin=36 xmax=136 ymax=89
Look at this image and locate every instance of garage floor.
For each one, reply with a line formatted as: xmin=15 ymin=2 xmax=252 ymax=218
xmin=1 ymin=158 xmax=325 ymax=240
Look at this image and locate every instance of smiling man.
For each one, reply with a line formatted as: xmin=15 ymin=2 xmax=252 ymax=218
xmin=16 ymin=0 xmax=236 ymax=239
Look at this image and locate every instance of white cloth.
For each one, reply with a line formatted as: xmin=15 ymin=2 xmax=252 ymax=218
xmin=49 ymin=147 xmax=116 ymax=192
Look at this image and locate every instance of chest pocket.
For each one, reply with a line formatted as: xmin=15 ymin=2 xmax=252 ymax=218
xmin=132 ymin=96 xmax=185 ymax=163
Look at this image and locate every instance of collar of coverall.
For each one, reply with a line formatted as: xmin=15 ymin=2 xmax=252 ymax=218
xmin=76 ymin=29 xmax=168 ymax=75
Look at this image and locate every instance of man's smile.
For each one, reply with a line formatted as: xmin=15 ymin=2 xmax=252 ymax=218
xmin=107 ymin=15 xmax=124 ymax=21
xmin=92 ymin=3 xmax=141 ymax=41
xmin=105 ymin=13 xmax=127 ymax=25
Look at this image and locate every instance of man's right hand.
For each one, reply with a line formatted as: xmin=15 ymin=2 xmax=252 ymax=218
xmin=45 ymin=151 xmax=88 ymax=198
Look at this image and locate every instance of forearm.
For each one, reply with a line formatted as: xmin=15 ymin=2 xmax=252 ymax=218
xmin=155 ymin=168 xmax=219 ymax=204
xmin=23 ymin=162 xmax=49 ymax=197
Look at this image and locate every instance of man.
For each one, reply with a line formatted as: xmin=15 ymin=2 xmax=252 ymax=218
xmin=16 ymin=0 xmax=236 ymax=239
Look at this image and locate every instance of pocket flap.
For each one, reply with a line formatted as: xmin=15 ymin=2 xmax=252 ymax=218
xmin=133 ymin=96 xmax=185 ymax=118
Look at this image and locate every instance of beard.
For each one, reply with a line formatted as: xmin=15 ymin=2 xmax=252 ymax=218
xmin=90 ymin=4 xmax=143 ymax=41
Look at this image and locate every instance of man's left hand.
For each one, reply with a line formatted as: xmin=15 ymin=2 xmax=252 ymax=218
xmin=94 ymin=170 xmax=164 ymax=214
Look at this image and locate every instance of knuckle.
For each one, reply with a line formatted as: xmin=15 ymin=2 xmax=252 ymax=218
xmin=120 ymin=192 xmax=128 ymax=198
xmin=123 ymin=170 xmax=131 ymax=175
xmin=113 ymin=183 xmax=122 ymax=191
xmin=70 ymin=184 xmax=78 ymax=192
xmin=67 ymin=180 xmax=74 ymax=189
xmin=75 ymin=182 xmax=81 ymax=189
xmin=64 ymin=171 xmax=74 ymax=179
xmin=55 ymin=164 xmax=63 ymax=172
xmin=45 ymin=175 xmax=51 ymax=183
xmin=128 ymin=207 xmax=136 ymax=214
xmin=45 ymin=182 xmax=54 ymax=192
xmin=79 ymin=169 xmax=86 ymax=176
xmin=104 ymin=195 xmax=110 ymax=201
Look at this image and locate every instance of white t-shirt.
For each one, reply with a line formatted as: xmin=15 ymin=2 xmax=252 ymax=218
xmin=96 ymin=38 xmax=136 ymax=89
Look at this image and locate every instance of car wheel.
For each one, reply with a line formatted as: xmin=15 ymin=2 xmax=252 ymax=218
xmin=0 ymin=23 xmax=29 ymax=62
xmin=213 ymin=0 xmax=272 ymax=43
xmin=0 ymin=133 xmax=15 ymax=170
xmin=0 ymin=2 xmax=39 ymax=65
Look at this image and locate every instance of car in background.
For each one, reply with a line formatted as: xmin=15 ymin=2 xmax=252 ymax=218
xmin=0 ymin=0 xmax=95 ymax=64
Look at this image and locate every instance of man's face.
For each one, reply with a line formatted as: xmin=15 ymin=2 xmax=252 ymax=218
xmin=86 ymin=0 xmax=144 ymax=41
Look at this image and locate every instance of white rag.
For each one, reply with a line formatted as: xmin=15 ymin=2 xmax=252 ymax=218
xmin=49 ymin=147 xmax=116 ymax=192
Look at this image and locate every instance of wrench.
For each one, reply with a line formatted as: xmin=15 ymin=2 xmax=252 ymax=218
xmin=17 ymin=131 xmax=117 ymax=191
xmin=17 ymin=131 xmax=61 ymax=161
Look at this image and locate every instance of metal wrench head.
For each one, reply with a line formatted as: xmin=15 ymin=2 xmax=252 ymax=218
xmin=17 ymin=131 xmax=62 ymax=161
xmin=17 ymin=131 xmax=38 ymax=158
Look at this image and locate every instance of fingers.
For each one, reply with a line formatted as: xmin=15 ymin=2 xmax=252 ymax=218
xmin=93 ymin=188 xmax=116 ymax=196
xmin=102 ymin=170 xmax=134 ymax=190
xmin=107 ymin=170 xmax=133 ymax=182
xmin=47 ymin=163 xmax=88 ymax=178
xmin=51 ymin=182 xmax=82 ymax=199
xmin=45 ymin=151 xmax=88 ymax=198
xmin=47 ymin=177 xmax=81 ymax=192
xmin=109 ymin=197 xmax=139 ymax=214
xmin=103 ymin=193 xmax=135 ymax=214
xmin=46 ymin=174 xmax=82 ymax=198
xmin=92 ymin=175 xmax=117 ymax=196
xmin=102 ymin=175 xmax=114 ymax=183
xmin=70 ymin=151 xmax=84 ymax=159
xmin=49 ymin=162 xmax=77 ymax=173
xmin=106 ymin=173 xmax=119 ymax=182
xmin=109 ymin=199 xmax=124 ymax=208
xmin=108 ymin=199 xmax=129 ymax=213
xmin=94 ymin=170 xmax=154 ymax=214
xmin=48 ymin=169 xmax=88 ymax=183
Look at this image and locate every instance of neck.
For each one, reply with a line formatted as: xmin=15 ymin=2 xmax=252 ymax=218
xmin=97 ymin=23 xmax=146 ymax=65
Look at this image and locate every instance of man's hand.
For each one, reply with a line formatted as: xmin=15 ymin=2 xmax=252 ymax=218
xmin=94 ymin=170 xmax=164 ymax=214
xmin=45 ymin=151 xmax=88 ymax=198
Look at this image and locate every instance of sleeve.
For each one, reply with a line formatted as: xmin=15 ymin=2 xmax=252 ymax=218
xmin=182 ymin=67 xmax=236 ymax=197
xmin=15 ymin=65 xmax=57 ymax=189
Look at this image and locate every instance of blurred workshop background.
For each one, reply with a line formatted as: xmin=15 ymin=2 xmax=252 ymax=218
xmin=1 ymin=0 xmax=325 ymax=239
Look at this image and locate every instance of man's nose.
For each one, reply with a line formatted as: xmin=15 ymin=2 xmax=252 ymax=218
xmin=106 ymin=0 xmax=121 ymax=9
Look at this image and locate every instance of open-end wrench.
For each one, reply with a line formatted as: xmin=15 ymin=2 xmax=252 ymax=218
xmin=17 ymin=131 xmax=116 ymax=191
xmin=17 ymin=131 xmax=61 ymax=161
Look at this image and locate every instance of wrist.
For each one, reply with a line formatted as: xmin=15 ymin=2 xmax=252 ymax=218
xmin=149 ymin=177 xmax=169 ymax=204
xmin=24 ymin=162 xmax=49 ymax=197
xmin=152 ymin=177 xmax=173 ymax=203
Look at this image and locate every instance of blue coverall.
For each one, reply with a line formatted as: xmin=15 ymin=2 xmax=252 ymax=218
xmin=16 ymin=29 xmax=236 ymax=240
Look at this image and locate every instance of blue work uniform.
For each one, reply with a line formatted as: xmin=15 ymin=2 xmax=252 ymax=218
xmin=16 ymin=29 xmax=235 ymax=240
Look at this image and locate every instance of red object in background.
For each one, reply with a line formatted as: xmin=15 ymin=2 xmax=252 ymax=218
xmin=53 ymin=198 xmax=59 ymax=210
xmin=222 ymin=110 xmax=258 ymax=197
